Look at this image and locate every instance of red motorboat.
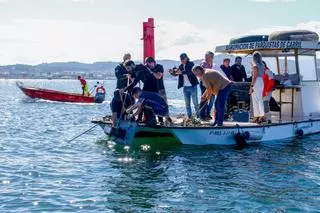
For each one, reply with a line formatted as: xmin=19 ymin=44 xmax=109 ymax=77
xmin=16 ymin=81 xmax=106 ymax=103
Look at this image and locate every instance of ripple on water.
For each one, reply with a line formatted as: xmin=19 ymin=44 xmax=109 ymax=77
xmin=1 ymin=79 xmax=320 ymax=212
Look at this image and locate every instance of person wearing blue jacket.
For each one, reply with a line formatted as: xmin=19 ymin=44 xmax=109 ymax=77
xmin=126 ymin=87 xmax=169 ymax=126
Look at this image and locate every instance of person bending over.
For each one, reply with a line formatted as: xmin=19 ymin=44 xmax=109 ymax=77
xmin=110 ymin=89 xmax=134 ymax=126
xmin=192 ymin=66 xmax=231 ymax=127
xmin=123 ymin=60 xmax=161 ymax=93
xmin=126 ymin=87 xmax=169 ymax=126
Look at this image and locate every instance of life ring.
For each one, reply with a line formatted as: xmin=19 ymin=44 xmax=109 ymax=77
xmin=96 ymin=86 xmax=106 ymax=94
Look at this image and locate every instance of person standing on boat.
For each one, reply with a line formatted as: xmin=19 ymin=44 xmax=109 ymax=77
xmin=126 ymin=87 xmax=169 ymax=126
xmin=145 ymin=57 xmax=172 ymax=124
xmin=249 ymin=51 xmax=265 ymax=123
xmin=171 ymin=53 xmax=199 ymax=119
xmin=192 ymin=66 xmax=231 ymax=126
xmin=231 ymin=56 xmax=247 ymax=82
xmin=115 ymin=53 xmax=132 ymax=89
xmin=123 ymin=60 xmax=161 ymax=93
xmin=123 ymin=59 xmax=162 ymax=122
xmin=199 ymin=51 xmax=220 ymax=121
xmin=145 ymin=56 xmax=166 ymax=97
xmin=220 ymin=58 xmax=232 ymax=80
xmin=78 ymin=76 xmax=89 ymax=96
xmin=262 ymin=61 xmax=275 ymax=123
xmin=110 ymin=89 xmax=134 ymax=126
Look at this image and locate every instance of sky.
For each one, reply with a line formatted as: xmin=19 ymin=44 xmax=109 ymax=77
xmin=0 ymin=0 xmax=319 ymax=65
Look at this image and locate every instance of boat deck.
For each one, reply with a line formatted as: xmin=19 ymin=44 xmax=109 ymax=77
xmin=92 ymin=116 xmax=260 ymax=128
xmin=92 ymin=113 xmax=320 ymax=129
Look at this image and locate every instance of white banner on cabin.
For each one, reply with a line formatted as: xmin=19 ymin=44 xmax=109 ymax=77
xmin=215 ymin=40 xmax=320 ymax=53
xmin=225 ymin=41 xmax=302 ymax=51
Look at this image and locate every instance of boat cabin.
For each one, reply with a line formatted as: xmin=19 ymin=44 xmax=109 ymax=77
xmin=215 ymin=30 xmax=320 ymax=123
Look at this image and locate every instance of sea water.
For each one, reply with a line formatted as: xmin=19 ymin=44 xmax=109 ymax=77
xmin=0 ymin=79 xmax=320 ymax=212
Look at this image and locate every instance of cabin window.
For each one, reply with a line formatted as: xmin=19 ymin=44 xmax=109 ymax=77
xmin=278 ymin=56 xmax=297 ymax=75
xmin=263 ymin=57 xmax=278 ymax=74
xmin=317 ymin=52 xmax=320 ymax=76
xmin=299 ymin=55 xmax=317 ymax=81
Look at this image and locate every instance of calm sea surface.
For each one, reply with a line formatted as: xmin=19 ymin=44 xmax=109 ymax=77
xmin=1 ymin=79 xmax=320 ymax=212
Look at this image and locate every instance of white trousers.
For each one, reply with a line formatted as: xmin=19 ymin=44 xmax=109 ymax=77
xmin=252 ymin=77 xmax=265 ymax=117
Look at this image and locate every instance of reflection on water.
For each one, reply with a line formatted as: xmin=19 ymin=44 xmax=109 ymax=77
xmin=1 ymin=79 xmax=320 ymax=212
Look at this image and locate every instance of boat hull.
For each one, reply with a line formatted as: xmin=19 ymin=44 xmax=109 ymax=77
xmin=17 ymin=81 xmax=97 ymax=103
xmin=93 ymin=118 xmax=320 ymax=146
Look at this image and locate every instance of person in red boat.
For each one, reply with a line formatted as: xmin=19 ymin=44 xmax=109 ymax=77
xmin=78 ymin=76 xmax=89 ymax=96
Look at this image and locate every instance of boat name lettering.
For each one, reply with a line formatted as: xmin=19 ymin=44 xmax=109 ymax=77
xmin=226 ymin=41 xmax=302 ymax=51
xmin=209 ymin=130 xmax=236 ymax=136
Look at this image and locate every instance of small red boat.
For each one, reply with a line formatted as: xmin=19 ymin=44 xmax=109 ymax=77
xmin=16 ymin=81 xmax=105 ymax=103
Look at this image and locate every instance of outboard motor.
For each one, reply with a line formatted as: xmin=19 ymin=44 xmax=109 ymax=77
xmin=94 ymin=86 xmax=106 ymax=103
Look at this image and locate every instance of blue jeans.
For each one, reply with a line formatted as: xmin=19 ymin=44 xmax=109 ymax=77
xmin=215 ymin=85 xmax=231 ymax=126
xmin=183 ymin=86 xmax=199 ymax=118
xmin=208 ymin=96 xmax=215 ymax=115
xmin=199 ymin=81 xmax=215 ymax=118
xmin=200 ymin=96 xmax=215 ymax=118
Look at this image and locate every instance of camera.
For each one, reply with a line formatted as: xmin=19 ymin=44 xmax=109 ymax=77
xmin=168 ymin=66 xmax=179 ymax=76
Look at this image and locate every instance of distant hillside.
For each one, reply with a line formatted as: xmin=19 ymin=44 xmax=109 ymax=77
xmin=0 ymin=61 xmax=119 ymax=74
xmin=0 ymin=55 xmax=229 ymax=74
xmin=0 ymin=56 xmax=319 ymax=79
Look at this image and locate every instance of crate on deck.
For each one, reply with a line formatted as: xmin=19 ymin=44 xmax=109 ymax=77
xmin=228 ymin=83 xmax=251 ymax=107
xmin=227 ymin=82 xmax=251 ymax=122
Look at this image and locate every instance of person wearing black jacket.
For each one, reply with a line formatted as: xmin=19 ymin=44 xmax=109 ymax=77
xmin=173 ymin=53 xmax=199 ymax=119
xmin=123 ymin=60 xmax=161 ymax=93
xmin=145 ymin=57 xmax=172 ymax=124
xmin=231 ymin=56 xmax=247 ymax=82
xmin=220 ymin=58 xmax=232 ymax=80
xmin=114 ymin=53 xmax=132 ymax=89
xmin=110 ymin=89 xmax=134 ymax=125
xmin=121 ymin=60 xmax=162 ymax=123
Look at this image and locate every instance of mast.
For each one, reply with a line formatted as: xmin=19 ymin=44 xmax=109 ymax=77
xmin=142 ymin=18 xmax=155 ymax=62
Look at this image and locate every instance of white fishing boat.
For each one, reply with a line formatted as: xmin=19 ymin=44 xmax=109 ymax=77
xmin=93 ymin=30 xmax=320 ymax=146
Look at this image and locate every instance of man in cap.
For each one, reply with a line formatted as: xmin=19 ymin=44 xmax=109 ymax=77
xmin=171 ymin=53 xmax=199 ymax=119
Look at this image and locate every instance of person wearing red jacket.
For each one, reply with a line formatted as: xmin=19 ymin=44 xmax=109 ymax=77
xmin=262 ymin=61 xmax=275 ymax=123
xmin=78 ymin=76 xmax=89 ymax=96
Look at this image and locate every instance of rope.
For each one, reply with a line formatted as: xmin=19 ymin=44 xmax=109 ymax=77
xmin=67 ymin=124 xmax=98 ymax=142
xmin=119 ymin=77 xmax=130 ymax=121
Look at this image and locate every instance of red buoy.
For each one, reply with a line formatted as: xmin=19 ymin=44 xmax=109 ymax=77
xmin=142 ymin=18 xmax=155 ymax=62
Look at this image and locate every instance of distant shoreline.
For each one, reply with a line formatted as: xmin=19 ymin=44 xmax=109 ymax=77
xmin=0 ymin=77 xmax=177 ymax=81
xmin=0 ymin=77 xmax=116 ymax=80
